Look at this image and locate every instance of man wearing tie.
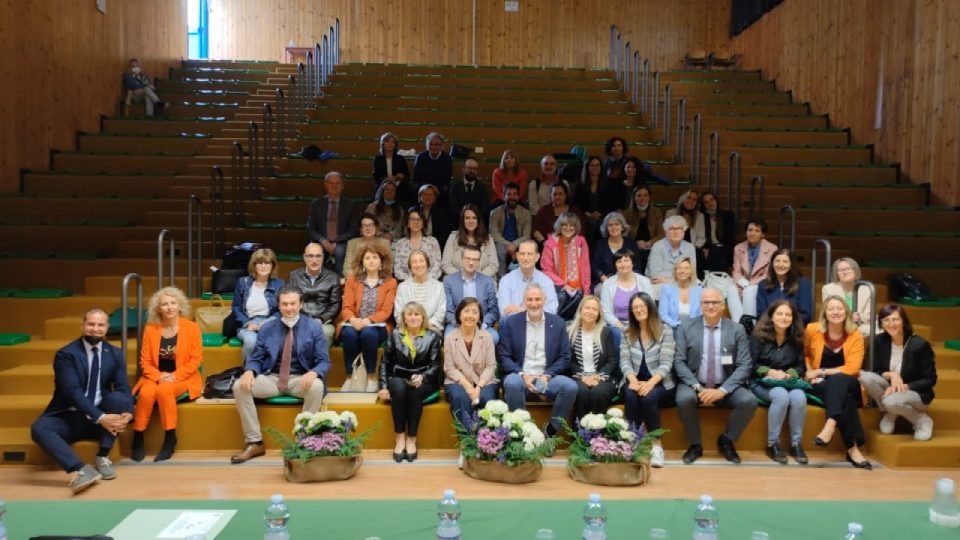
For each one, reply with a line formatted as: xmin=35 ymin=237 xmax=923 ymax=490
xmin=673 ymin=287 xmax=757 ymax=464
xmin=306 ymin=171 xmax=360 ymax=275
xmin=448 ymin=159 xmax=491 ymax=228
xmin=30 ymin=309 xmax=134 ymax=493
xmin=443 ymin=245 xmax=500 ymax=343
xmin=231 ymin=285 xmax=331 ymax=464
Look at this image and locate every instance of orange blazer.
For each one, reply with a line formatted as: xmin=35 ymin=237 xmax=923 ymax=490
xmin=335 ymin=275 xmax=398 ymax=338
xmin=134 ymin=318 xmax=204 ymax=399
xmin=803 ymin=323 xmax=864 ymax=377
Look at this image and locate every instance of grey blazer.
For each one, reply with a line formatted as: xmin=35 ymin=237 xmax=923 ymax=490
xmin=489 ymin=204 xmax=532 ymax=248
xmin=619 ymin=322 xmax=676 ymax=389
xmin=672 ymin=317 xmax=752 ymax=394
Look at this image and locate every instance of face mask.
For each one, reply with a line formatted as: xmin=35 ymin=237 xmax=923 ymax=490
xmin=131 ymin=66 xmax=141 ymax=74
xmin=705 ymin=208 xmax=717 ymax=215
xmin=83 ymin=335 xmax=104 ymax=345
xmin=636 ymin=203 xmax=649 ymax=211
xmin=282 ymin=315 xmax=300 ymax=328
xmin=383 ymin=199 xmax=395 ymax=206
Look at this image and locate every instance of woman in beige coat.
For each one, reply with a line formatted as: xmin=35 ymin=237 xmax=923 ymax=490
xmin=443 ymin=297 xmax=499 ymax=429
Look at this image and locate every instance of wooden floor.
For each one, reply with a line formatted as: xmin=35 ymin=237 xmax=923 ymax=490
xmin=4 ymin=450 xmax=955 ymax=502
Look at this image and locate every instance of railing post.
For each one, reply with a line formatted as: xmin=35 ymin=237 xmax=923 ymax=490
xmin=329 ymin=25 xmax=335 ymax=75
xmin=321 ymin=35 xmax=329 ymax=87
xmin=275 ymin=89 xmax=285 ymax=157
xmin=853 ymin=280 xmax=878 ymax=371
xmin=609 ymin=26 xmax=616 ymax=72
xmin=262 ymin=104 xmax=274 ymax=169
xmin=651 ymin=72 xmax=660 ymax=128
xmin=632 ymin=51 xmax=640 ymax=106
xmin=286 ymin=75 xmax=297 ymax=141
xmin=297 ymin=63 xmax=306 ymax=122
xmin=248 ymin=121 xmax=260 ymax=194
xmin=811 ymin=239 xmax=833 ymax=311
xmin=640 ymin=58 xmax=649 ymax=115
xmin=707 ymin=131 xmax=719 ymax=193
xmin=615 ymin=33 xmax=622 ymax=82
xmin=334 ymin=18 xmax=340 ymax=65
xmin=661 ymin=84 xmax=672 ymax=145
xmin=120 ymin=273 xmax=143 ymax=368
xmin=778 ymin=204 xmax=797 ymax=252
xmin=231 ymin=142 xmax=245 ymax=227
xmin=156 ymin=229 xmax=174 ymax=291
xmin=676 ymin=98 xmax=687 ymax=163
xmin=209 ymin=166 xmax=224 ymax=261
xmin=727 ymin=152 xmax=741 ymax=227
xmin=315 ymin=43 xmax=323 ymax=95
xmin=305 ymin=51 xmax=314 ymax=99
xmin=187 ymin=195 xmax=202 ymax=298
xmin=749 ymin=175 xmax=766 ymax=222
xmin=690 ymin=113 xmax=702 ymax=182
xmin=623 ymin=41 xmax=630 ymax=92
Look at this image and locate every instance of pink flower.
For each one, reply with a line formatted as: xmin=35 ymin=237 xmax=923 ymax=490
xmin=300 ymin=432 xmax=344 ymax=453
xmin=477 ymin=427 xmax=506 ymax=456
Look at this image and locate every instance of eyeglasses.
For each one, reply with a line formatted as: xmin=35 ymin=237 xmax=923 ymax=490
xmin=408 ymin=217 xmax=423 ymax=222
xmin=304 ymin=254 xmax=323 ymax=259
xmin=668 ymin=227 xmax=684 ymax=232
xmin=702 ymin=300 xmax=724 ymax=306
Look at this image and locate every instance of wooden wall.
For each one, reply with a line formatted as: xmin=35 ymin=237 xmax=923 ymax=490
xmin=0 ymin=0 xmax=187 ymax=193
xmin=732 ymin=0 xmax=960 ymax=205
xmin=207 ymin=0 xmax=729 ymax=69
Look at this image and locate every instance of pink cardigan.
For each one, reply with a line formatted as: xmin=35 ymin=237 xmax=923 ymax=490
xmin=732 ymin=238 xmax=778 ymax=285
xmin=541 ymin=234 xmax=591 ymax=292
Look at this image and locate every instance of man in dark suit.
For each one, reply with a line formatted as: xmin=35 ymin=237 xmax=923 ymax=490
xmin=498 ymin=282 xmax=577 ymax=438
xmin=413 ymin=132 xmax=453 ymax=197
xmin=30 ymin=309 xmax=133 ymax=493
xmin=231 ymin=285 xmax=331 ymax=463
xmin=673 ymin=287 xmax=757 ymax=464
xmin=448 ymin=159 xmax=492 ymax=228
xmin=306 ymin=171 xmax=360 ymax=275
xmin=443 ymin=245 xmax=500 ymax=343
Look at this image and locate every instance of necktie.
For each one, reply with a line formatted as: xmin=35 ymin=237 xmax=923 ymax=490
xmin=466 ymin=182 xmax=473 ymax=194
xmin=326 ymin=200 xmax=338 ymax=241
xmin=87 ymin=346 xmax=100 ymax=404
xmin=278 ymin=327 xmax=293 ymax=392
xmin=706 ymin=326 xmax=717 ymax=388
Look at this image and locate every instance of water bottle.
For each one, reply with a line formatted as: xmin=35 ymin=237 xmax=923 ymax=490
xmin=582 ymin=493 xmax=607 ymax=540
xmin=436 ymin=489 xmax=462 ymax=540
xmin=692 ymin=494 xmax=719 ymax=540
xmin=0 ymin=499 xmax=7 ymax=540
xmin=264 ymin=494 xmax=290 ymax=540
xmin=930 ymin=477 xmax=960 ymax=528
xmin=842 ymin=522 xmax=863 ymax=539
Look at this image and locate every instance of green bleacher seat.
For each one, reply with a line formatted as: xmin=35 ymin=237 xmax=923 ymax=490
xmin=945 ymin=340 xmax=960 ymax=351
xmin=202 ymin=334 xmax=227 ymax=347
xmin=228 ymin=337 xmax=242 ymax=347
xmin=12 ymin=288 xmax=73 ymax=298
xmin=263 ymin=395 xmax=304 ymax=405
xmin=201 ymin=292 xmax=234 ymax=300
xmin=0 ymin=333 xmax=30 ymax=346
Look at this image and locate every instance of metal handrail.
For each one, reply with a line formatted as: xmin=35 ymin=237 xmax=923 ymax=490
xmin=156 ymin=229 xmax=174 ymax=290
xmin=275 ymin=88 xmax=285 ymax=153
xmin=296 ymin=62 xmax=305 ymax=122
xmin=286 ymin=75 xmax=297 ymax=141
xmin=707 ymin=131 xmax=719 ymax=193
xmin=262 ymin=104 xmax=274 ymax=168
xmin=231 ymin=142 xmax=246 ymax=227
xmin=187 ymin=195 xmax=202 ymax=297
xmin=778 ymin=204 xmax=797 ymax=252
xmin=651 ymin=72 xmax=660 ymax=128
xmin=622 ymin=41 xmax=630 ymax=92
xmin=315 ymin=42 xmax=323 ymax=95
xmin=247 ymin=122 xmax=260 ymax=193
xmin=676 ymin=98 xmax=687 ymax=163
xmin=609 ymin=25 xmax=616 ymax=72
xmin=209 ymin=166 xmax=225 ymax=260
xmin=853 ymin=280 xmax=878 ymax=371
xmin=640 ymin=58 xmax=649 ymax=115
xmin=661 ymin=84 xmax=672 ymax=145
xmin=328 ymin=24 xmax=335 ymax=76
xmin=810 ymin=239 xmax=833 ymax=309
xmin=690 ymin=113 xmax=702 ymax=182
xmin=615 ymin=32 xmax=622 ymax=81
xmin=305 ymin=51 xmax=314 ymax=100
xmin=334 ymin=18 xmax=340 ymax=65
xmin=321 ymin=35 xmax=329 ymax=87
xmin=727 ymin=152 xmax=741 ymax=227
xmin=120 ymin=273 xmax=143 ymax=367
xmin=749 ymin=175 xmax=766 ymax=222
xmin=632 ymin=51 xmax=640 ymax=106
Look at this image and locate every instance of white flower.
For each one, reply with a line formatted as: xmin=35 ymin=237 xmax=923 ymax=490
xmin=485 ymin=400 xmax=509 ymax=415
xmin=295 ymin=412 xmax=313 ymax=425
xmin=486 ymin=417 xmax=501 ymax=428
xmin=500 ymin=411 xmax=515 ymax=426
xmin=608 ymin=417 xmax=629 ymax=431
xmin=606 ymin=408 xmax=624 ymax=418
xmin=621 ymin=430 xmax=636 ymax=442
xmin=521 ymin=422 xmax=540 ymax=437
xmin=315 ymin=411 xmax=341 ymax=427
xmin=513 ymin=410 xmax=532 ymax=422
xmin=580 ymin=414 xmax=607 ymax=430
xmin=339 ymin=411 xmax=358 ymax=429
xmin=478 ymin=409 xmax=492 ymax=421
xmin=523 ymin=439 xmax=536 ymax=452
xmin=510 ymin=429 xmax=521 ymax=439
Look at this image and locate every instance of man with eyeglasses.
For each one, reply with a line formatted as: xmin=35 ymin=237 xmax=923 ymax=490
xmin=287 ymin=242 xmax=342 ymax=346
xmin=673 ymin=287 xmax=757 ymax=465
xmin=444 ymin=245 xmax=500 ymax=343
xmin=528 ymin=155 xmax=569 ymax=214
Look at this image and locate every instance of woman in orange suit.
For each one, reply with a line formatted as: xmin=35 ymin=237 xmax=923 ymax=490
xmin=132 ymin=286 xmax=203 ymax=462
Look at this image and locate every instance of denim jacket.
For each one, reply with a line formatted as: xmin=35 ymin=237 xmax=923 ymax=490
xmin=231 ymin=276 xmax=284 ymax=326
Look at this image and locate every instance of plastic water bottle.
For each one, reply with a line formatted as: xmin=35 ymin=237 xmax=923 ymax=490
xmin=692 ymin=494 xmax=719 ymax=540
xmin=930 ymin=477 xmax=960 ymax=528
xmin=264 ymin=494 xmax=290 ymax=540
xmin=436 ymin=489 xmax=462 ymax=540
xmin=582 ymin=493 xmax=607 ymax=540
xmin=0 ymin=499 xmax=7 ymax=540
xmin=842 ymin=522 xmax=863 ymax=539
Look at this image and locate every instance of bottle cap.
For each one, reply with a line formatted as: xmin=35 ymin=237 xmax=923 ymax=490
xmin=937 ymin=478 xmax=956 ymax=494
xmin=700 ymin=494 xmax=713 ymax=504
xmin=271 ymin=494 xmax=284 ymax=504
xmin=848 ymin=522 xmax=863 ymax=534
xmin=444 ymin=489 xmax=455 ymax=498
xmin=588 ymin=493 xmax=601 ymax=502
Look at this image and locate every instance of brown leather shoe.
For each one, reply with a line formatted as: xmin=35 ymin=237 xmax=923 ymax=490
xmin=231 ymin=442 xmax=265 ymax=464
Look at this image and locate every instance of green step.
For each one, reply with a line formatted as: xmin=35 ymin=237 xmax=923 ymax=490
xmin=0 ymin=333 xmax=30 ymax=346
xmin=864 ymin=261 xmax=960 ymax=269
xmin=897 ymin=298 xmax=960 ymax=307
xmin=11 ymin=288 xmax=73 ymax=298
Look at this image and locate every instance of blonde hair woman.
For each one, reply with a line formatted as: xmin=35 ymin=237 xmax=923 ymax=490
xmin=567 ymin=295 xmax=619 ymax=420
xmin=491 ymin=149 xmax=528 ymax=203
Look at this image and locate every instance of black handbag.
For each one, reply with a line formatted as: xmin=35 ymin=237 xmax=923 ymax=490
xmin=222 ymin=242 xmax=263 ymax=270
xmin=888 ymin=272 xmax=935 ymax=301
xmin=449 ymin=143 xmax=473 ymax=159
xmin=202 ymin=366 xmax=245 ymax=399
xmin=210 ymin=268 xmax=247 ymax=294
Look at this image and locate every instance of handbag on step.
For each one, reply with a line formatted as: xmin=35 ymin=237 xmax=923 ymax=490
xmin=195 ymin=294 xmax=232 ymax=334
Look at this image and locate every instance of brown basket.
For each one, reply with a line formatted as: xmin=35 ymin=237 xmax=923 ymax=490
xmin=568 ymin=460 xmax=652 ymax=486
xmin=283 ymin=455 xmax=363 ymax=483
xmin=462 ymin=457 xmax=543 ymax=484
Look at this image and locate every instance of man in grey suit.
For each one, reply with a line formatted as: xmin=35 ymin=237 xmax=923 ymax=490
xmin=673 ymin=287 xmax=757 ymax=464
xmin=306 ymin=171 xmax=360 ymax=275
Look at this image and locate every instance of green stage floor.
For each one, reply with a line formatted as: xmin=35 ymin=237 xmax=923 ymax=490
xmin=6 ymin=499 xmax=954 ymax=539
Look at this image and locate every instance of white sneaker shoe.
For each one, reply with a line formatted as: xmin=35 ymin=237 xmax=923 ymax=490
xmin=879 ymin=413 xmax=897 ymax=434
xmin=339 ymin=380 xmax=353 ymax=392
xmin=913 ymin=414 xmax=934 ymax=441
xmin=457 ymin=453 xmax=464 ymax=469
xmin=650 ymin=445 xmax=665 ymax=468
xmin=365 ymin=380 xmax=379 ymax=393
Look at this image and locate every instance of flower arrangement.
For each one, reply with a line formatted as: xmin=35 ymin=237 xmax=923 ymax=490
xmin=455 ymin=400 xmax=555 ymax=467
xmin=564 ymin=408 xmax=663 ymax=467
xmin=268 ymin=410 xmax=372 ymax=461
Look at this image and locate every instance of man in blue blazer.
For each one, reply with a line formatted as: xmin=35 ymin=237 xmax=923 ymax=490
xmin=498 ymin=282 xmax=577 ymax=438
xmin=232 ymin=285 xmax=331 ymax=463
xmin=673 ymin=288 xmax=757 ymax=464
xmin=443 ymin=245 xmax=500 ymax=343
xmin=30 ymin=309 xmax=133 ymax=493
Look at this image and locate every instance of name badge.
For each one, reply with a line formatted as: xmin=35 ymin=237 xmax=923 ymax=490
xmin=720 ymin=354 xmax=733 ymax=366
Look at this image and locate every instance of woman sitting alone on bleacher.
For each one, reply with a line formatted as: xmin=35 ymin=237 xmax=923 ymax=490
xmin=645 ymin=215 xmax=698 ymax=299
xmin=337 ymin=242 xmax=399 ymax=393
xmin=232 ymin=248 xmax=284 ymax=363
xmin=365 ymin=180 xmax=405 ymax=241
xmin=444 ymin=297 xmax=499 ymax=429
xmin=391 ymin=208 xmax=442 ymax=282
xmin=541 ymin=212 xmax=592 ymax=320
xmin=619 ymin=291 xmax=674 ymax=468
xmin=623 ymin=184 xmax=664 ymax=274
xmin=567 ymin=295 xmax=619 ymax=420
xmin=491 ymin=149 xmax=528 ymax=204
xmin=393 ymin=250 xmax=446 ymax=334
xmin=756 ymin=248 xmax=813 ymax=325
xmin=731 ymin=219 xmax=778 ymax=319
xmin=378 ymin=301 xmax=441 ymax=462
xmin=821 ymin=257 xmax=873 ymax=336
xmin=440 ymin=204 xmax=499 ymax=277
xmin=657 ymin=257 xmax=703 ymax=329
xmin=750 ymin=299 xmax=808 ymax=464
xmin=860 ymin=303 xmax=937 ymax=441
xmin=803 ymin=295 xmax=871 ymax=468
xmin=131 ymin=286 xmax=202 ymax=462
xmin=373 ymin=131 xmax=412 ymax=207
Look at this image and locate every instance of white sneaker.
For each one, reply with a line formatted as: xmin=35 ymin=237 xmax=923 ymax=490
xmin=365 ymin=380 xmax=378 ymax=393
xmin=913 ymin=414 xmax=934 ymax=441
xmin=879 ymin=413 xmax=897 ymax=434
xmin=650 ymin=445 xmax=665 ymax=468
xmin=457 ymin=453 xmax=464 ymax=469
xmin=339 ymin=380 xmax=352 ymax=392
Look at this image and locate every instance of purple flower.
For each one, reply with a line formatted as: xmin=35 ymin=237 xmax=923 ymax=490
xmin=477 ymin=427 xmax=506 ymax=456
xmin=300 ymin=432 xmax=344 ymax=453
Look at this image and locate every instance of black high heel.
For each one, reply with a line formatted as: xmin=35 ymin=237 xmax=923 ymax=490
xmin=405 ymin=450 xmax=418 ymax=462
xmin=846 ymin=453 xmax=872 ymax=470
xmin=813 ymin=436 xmax=829 ymax=447
xmin=393 ymin=450 xmax=406 ymax=463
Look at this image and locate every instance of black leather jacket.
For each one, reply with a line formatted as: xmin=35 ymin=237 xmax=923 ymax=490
xmin=379 ymin=329 xmax=442 ymax=389
xmin=287 ymin=267 xmax=342 ymax=323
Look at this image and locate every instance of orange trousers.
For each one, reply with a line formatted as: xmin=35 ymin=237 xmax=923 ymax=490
xmin=133 ymin=379 xmax=190 ymax=431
